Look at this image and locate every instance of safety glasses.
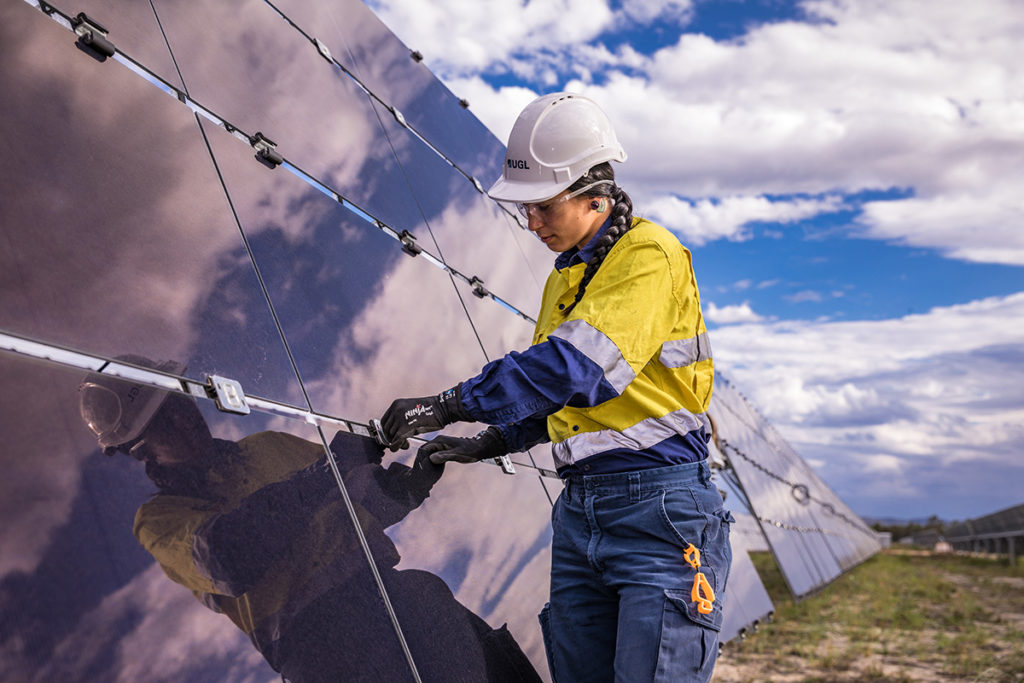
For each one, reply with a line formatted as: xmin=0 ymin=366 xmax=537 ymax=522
xmin=516 ymin=180 xmax=614 ymax=219
xmin=79 ymin=383 xmax=124 ymax=437
xmin=117 ymin=434 xmax=149 ymax=458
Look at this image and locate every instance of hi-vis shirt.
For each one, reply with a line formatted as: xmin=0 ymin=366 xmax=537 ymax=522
xmin=460 ymin=218 xmax=714 ymax=475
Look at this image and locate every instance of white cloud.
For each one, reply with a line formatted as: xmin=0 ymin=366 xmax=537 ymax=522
xmin=641 ymin=193 xmax=845 ymax=245
xmin=705 ymin=300 xmax=766 ymax=324
xmin=858 ymin=188 xmax=1024 ymax=266
xmin=786 ymin=290 xmax=824 ymax=303
xmin=617 ymin=0 xmax=694 ymax=25
xmin=710 ymin=292 xmax=1024 ymax=516
xmin=368 ymin=0 xmax=614 ymax=76
xmin=376 ymin=0 xmax=1024 ymax=264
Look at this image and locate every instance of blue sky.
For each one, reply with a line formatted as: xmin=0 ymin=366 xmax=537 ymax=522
xmin=368 ymin=0 xmax=1024 ymax=521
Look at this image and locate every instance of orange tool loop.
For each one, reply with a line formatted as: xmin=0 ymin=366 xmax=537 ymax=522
xmin=683 ymin=543 xmax=701 ymax=570
xmin=691 ymin=572 xmax=715 ymax=614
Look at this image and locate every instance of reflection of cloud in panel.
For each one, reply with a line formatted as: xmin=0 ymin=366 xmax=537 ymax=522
xmin=35 ymin=565 xmax=273 ymax=683
xmin=0 ymin=5 xmax=237 ymax=361
xmin=372 ymin=101 xmax=545 ymax=317
xmin=0 ymin=5 xmax=308 ymax=406
xmin=0 ymin=361 xmax=94 ymax=577
xmin=302 ymin=243 xmax=488 ymax=420
xmin=425 ymin=197 xmax=542 ymax=348
xmin=271 ymin=0 xmax=508 ymax=181
xmin=385 ymin=458 xmax=553 ymax=673
xmin=151 ymin=0 xmax=436 ymax=240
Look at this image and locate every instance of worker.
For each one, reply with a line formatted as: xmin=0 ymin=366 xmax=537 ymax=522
xmin=379 ymin=92 xmax=733 ymax=682
xmin=79 ymin=356 xmax=540 ymax=682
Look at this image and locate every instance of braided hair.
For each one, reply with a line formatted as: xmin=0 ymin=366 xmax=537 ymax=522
xmin=563 ymin=162 xmax=634 ymax=315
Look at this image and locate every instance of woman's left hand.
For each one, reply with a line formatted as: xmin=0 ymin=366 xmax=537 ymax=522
xmin=418 ymin=427 xmax=508 ymax=465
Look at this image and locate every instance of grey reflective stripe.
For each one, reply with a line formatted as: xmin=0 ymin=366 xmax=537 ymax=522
xmin=551 ymin=407 xmax=710 ymax=469
xmin=659 ymin=332 xmax=713 ymax=368
xmin=550 ymin=318 xmax=635 ymax=394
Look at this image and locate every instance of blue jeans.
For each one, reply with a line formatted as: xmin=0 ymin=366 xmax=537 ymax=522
xmin=539 ymin=460 xmax=733 ymax=683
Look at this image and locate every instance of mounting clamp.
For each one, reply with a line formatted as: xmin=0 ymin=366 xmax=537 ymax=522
xmin=206 ymin=375 xmax=250 ymax=415
xmin=314 ymin=38 xmax=332 ymax=62
xmin=250 ymin=131 xmax=284 ymax=169
xmin=71 ymin=12 xmax=116 ymax=62
xmin=469 ymin=276 xmax=488 ymax=298
xmin=398 ymin=230 xmax=421 ymax=256
xmin=495 ymin=455 xmax=516 ymax=475
xmin=390 ymin=106 xmax=408 ymax=129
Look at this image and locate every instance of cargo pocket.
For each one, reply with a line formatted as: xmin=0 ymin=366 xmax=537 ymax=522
xmin=654 ymin=568 xmax=724 ymax=683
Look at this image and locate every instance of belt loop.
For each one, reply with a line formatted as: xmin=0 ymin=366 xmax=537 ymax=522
xmin=629 ymin=472 xmax=641 ymax=503
xmin=699 ymin=461 xmax=710 ymax=486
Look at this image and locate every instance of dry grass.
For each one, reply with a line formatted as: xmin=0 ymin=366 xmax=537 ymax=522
xmin=713 ymin=549 xmax=1024 ymax=682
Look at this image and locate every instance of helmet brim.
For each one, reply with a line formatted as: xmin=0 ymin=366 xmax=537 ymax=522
xmin=486 ymin=175 xmax=573 ymax=204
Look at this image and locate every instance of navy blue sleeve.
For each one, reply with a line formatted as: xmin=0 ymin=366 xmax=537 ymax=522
xmin=497 ymin=416 xmax=551 ymax=453
xmin=459 ymin=336 xmax=619 ymax=425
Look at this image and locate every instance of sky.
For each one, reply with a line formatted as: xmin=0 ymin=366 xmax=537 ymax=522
xmin=367 ymin=0 xmax=1024 ymax=521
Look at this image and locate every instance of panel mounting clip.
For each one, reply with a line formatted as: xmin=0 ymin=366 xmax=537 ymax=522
xmin=314 ymin=38 xmax=332 ymax=62
xmin=398 ymin=230 xmax=421 ymax=256
xmin=71 ymin=12 xmax=116 ymax=62
xmin=389 ymin=106 xmax=408 ymax=129
xmin=206 ymin=375 xmax=250 ymax=415
xmin=250 ymin=131 xmax=284 ymax=169
xmin=469 ymin=276 xmax=488 ymax=298
xmin=495 ymin=455 xmax=516 ymax=475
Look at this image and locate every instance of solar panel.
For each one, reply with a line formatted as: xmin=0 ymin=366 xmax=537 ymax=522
xmin=1 ymin=1 xmax=553 ymax=678
xmin=719 ymin=512 xmax=775 ymax=643
xmin=710 ymin=374 xmax=883 ymax=599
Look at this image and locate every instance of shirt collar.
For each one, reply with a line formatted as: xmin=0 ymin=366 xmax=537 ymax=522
xmin=554 ymin=217 xmax=612 ymax=271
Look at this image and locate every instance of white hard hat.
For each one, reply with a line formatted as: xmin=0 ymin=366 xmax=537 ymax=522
xmin=79 ymin=355 xmax=186 ymax=454
xmin=488 ymin=92 xmax=627 ymax=204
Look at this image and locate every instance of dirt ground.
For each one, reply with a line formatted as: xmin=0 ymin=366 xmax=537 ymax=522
xmin=711 ymin=552 xmax=1024 ymax=682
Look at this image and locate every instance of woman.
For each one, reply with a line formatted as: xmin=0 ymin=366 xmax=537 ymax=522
xmin=379 ymin=92 xmax=732 ymax=682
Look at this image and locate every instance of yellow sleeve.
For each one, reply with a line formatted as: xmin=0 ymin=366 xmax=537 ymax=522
xmin=133 ymin=495 xmax=221 ymax=595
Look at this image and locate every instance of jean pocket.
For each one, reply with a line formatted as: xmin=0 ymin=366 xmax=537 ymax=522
xmin=656 ymin=487 xmax=707 ymax=550
xmin=655 ymin=574 xmax=723 ymax=683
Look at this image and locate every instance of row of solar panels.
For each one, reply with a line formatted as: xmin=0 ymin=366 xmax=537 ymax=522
xmin=944 ymin=503 xmax=1024 ymax=541
xmin=709 ymin=376 xmax=883 ymax=599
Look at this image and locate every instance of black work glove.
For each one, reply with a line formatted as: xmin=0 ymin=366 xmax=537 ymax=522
xmin=380 ymin=385 xmax=469 ymax=451
xmin=418 ymin=427 xmax=508 ymax=465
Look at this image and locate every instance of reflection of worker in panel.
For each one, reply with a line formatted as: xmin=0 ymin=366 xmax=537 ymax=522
xmin=79 ymin=357 xmax=540 ymax=683
xmin=380 ymin=93 xmax=733 ymax=682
